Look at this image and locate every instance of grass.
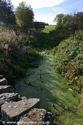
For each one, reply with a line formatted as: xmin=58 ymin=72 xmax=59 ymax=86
xmin=14 ymin=52 xmax=81 ymax=125
xmin=43 ymin=25 xmax=56 ymax=33
xmin=59 ymin=110 xmax=83 ymax=125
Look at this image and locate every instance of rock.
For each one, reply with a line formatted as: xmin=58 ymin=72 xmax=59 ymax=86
xmin=21 ymin=96 xmax=27 ymax=100
xmin=0 ymin=93 xmax=21 ymax=107
xmin=0 ymin=78 xmax=8 ymax=85
xmin=17 ymin=109 xmax=54 ymax=125
xmin=0 ymin=85 xmax=11 ymax=94
xmin=1 ymin=98 xmax=40 ymax=122
xmin=17 ymin=108 xmax=47 ymax=125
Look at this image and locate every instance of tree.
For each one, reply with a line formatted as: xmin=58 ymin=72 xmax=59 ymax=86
xmin=15 ymin=2 xmax=34 ymax=31
xmin=62 ymin=15 xmax=74 ymax=29
xmin=54 ymin=12 xmax=83 ymax=32
xmin=54 ymin=14 xmax=65 ymax=28
xmin=74 ymin=12 xmax=83 ymax=30
xmin=0 ymin=0 xmax=15 ymax=25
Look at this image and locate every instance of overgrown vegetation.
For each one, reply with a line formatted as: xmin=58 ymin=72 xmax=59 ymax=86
xmin=32 ymin=27 xmax=72 ymax=50
xmin=0 ymin=28 xmax=42 ymax=83
xmin=52 ymin=13 xmax=83 ymax=93
xmin=0 ymin=0 xmax=44 ymax=83
xmin=0 ymin=0 xmax=83 ymax=124
xmin=53 ymin=31 xmax=83 ymax=92
xmin=54 ymin=12 xmax=83 ymax=31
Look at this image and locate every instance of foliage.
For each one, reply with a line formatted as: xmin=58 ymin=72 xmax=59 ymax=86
xmin=0 ymin=29 xmax=17 ymax=44
xmin=0 ymin=28 xmax=42 ymax=83
xmin=32 ymin=27 xmax=72 ymax=50
xmin=54 ymin=14 xmax=65 ymax=28
xmin=54 ymin=12 xmax=83 ymax=32
xmin=53 ymin=31 xmax=83 ymax=92
xmin=15 ymin=2 xmax=34 ymax=31
xmin=0 ymin=0 xmax=15 ymax=24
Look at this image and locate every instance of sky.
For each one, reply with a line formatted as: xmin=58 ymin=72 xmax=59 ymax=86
xmin=11 ymin=0 xmax=83 ymax=24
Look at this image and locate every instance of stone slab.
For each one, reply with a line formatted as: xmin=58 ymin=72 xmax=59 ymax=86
xmin=1 ymin=98 xmax=40 ymax=122
xmin=0 ymin=93 xmax=20 ymax=106
xmin=0 ymin=85 xmax=11 ymax=94
xmin=0 ymin=78 xmax=8 ymax=85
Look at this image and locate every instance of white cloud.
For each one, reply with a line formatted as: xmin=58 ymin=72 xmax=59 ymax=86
xmin=11 ymin=0 xmax=66 ymax=9
xmin=34 ymin=13 xmax=55 ymax=24
xmin=34 ymin=7 xmax=67 ymax=24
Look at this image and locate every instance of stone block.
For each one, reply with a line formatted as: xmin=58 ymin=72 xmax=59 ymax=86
xmin=0 ymin=93 xmax=20 ymax=106
xmin=1 ymin=98 xmax=40 ymax=122
xmin=0 ymin=78 xmax=8 ymax=85
xmin=0 ymin=85 xmax=11 ymax=94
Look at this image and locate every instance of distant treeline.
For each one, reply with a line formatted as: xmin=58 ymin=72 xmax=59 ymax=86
xmin=54 ymin=12 xmax=83 ymax=32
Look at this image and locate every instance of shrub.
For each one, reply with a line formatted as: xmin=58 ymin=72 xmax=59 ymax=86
xmin=0 ymin=28 xmax=42 ymax=83
xmin=54 ymin=31 xmax=83 ymax=92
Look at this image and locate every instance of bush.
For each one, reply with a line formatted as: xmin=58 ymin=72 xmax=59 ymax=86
xmin=54 ymin=31 xmax=83 ymax=92
xmin=0 ymin=30 xmax=17 ymax=44
xmin=0 ymin=28 xmax=42 ymax=83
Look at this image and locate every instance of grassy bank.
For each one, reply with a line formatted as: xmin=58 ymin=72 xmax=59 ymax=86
xmin=53 ymin=31 xmax=83 ymax=92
